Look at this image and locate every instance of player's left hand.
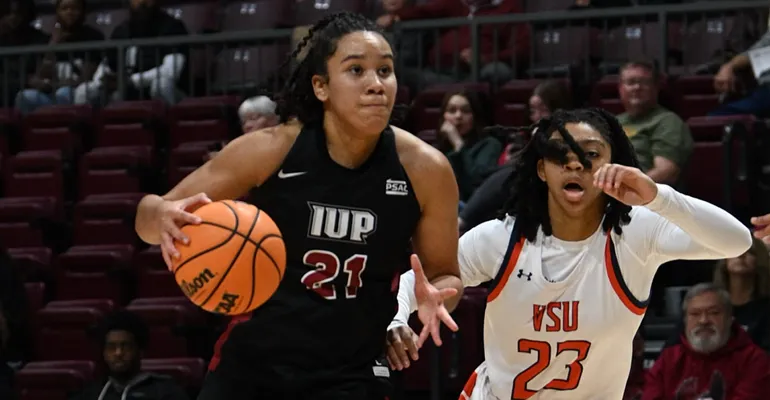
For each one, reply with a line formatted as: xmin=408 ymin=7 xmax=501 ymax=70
xmin=593 ymin=164 xmax=657 ymax=206
xmin=410 ymin=254 xmax=459 ymax=348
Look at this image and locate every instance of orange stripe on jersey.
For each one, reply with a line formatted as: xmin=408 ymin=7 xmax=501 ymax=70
xmin=487 ymin=236 xmax=525 ymax=303
xmin=603 ymin=232 xmax=649 ymax=315
xmin=458 ymin=370 xmax=479 ymax=400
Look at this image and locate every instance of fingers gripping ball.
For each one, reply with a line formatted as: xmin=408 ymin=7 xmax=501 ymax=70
xmin=171 ymin=200 xmax=286 ymax=315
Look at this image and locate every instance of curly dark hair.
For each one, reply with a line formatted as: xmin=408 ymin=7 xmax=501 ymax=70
xmin=490 ymin=108 xmax=641 ymax=242
xmin=274 ymin=12 xmax=392 ymax=127
xmin=97 ymin=310 xmax=149 ymax=350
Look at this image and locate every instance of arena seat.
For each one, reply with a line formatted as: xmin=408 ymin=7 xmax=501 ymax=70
xmin=4 ymin=150 xmax=67 ymax=203
xmin=73 ymin=193 xmax=144 ymax=246
xmin=15 ymin=367 xmax=90 ymax=400
xmin=125 ymin=303 xmax=205 ymax=358
xmin=0 ymin=197 xmax=59 ymax=248
xmin=22 ymin=105 xmax=93 ymax=154
xmin=135 ymin=246 xmax=184 ymax=298
xmin=35 ymin=306 xmax=104 ymax=361
xmin=9 ymin=247 xmax=53 ymax=282
xmin=95 ymin=100 xmax=167 ymax=148
xmin=55 ymin=245 xmax=135 ymax=303
xmin=78 ymin=146 xmax=155 ymax=199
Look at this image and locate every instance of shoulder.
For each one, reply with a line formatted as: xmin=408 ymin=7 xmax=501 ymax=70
xmin=216 ymin=122 xmax=299 ymax=185
xmin=653 ymin=107 xmax=687 ymax=126
xmin=83 ymin=25 xmax=106 ymax=41
xmin=462 ymin=217 xmax=514 ymax=247
xmin=391 ymin=126 xmax=457 ymax=208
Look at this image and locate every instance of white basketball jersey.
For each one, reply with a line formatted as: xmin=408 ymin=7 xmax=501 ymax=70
xmin=467 ymin=217 xmax=647 ymax=400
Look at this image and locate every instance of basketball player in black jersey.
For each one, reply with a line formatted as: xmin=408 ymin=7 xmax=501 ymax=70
xmin=134 ymin=12 xmax=464 ymax=400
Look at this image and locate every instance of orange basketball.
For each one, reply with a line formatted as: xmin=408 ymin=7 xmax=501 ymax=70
xmin=171 ymin=200 xmax=286 ymax=315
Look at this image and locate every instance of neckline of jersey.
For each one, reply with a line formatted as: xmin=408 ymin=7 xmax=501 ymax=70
xmin=311 ymin=124 xmax=390 ymax=174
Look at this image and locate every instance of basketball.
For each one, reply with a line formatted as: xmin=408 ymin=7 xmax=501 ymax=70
xmin=171 ymin=200 xmax=286 ymax=315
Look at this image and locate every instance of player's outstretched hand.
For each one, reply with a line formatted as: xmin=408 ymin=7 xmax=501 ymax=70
xmin=411 ymin=254 xmax=459 ymax=348
xmin=158 ymin=193 xmax=212 ymax=269
xmin=385 ymin=324 xmax=419 ymax=370
xmin=593 ymin=164 xmax=657 ymax=206
xmin=751 ymin=213 xmax=770 ymax=245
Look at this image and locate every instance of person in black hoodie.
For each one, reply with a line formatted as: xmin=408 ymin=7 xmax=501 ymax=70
xmin=70 ymin=310 xmax=189 ymax=400
xmin=0 ymin=0 xmax=50 ymax=109
xmin=79 ymin=0 xmax=188 ymax=106
xmin=17 ymin=0 xmax=104 ymax=113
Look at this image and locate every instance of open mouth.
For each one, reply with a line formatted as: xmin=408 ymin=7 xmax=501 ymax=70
xmin=562 ymin=182 xmax=585 ymax=202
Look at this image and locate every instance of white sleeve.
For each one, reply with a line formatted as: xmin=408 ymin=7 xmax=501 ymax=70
xmin=389 ymin=218 xmax=512 ymax=329
xmin=622 ymin=184 xmax=752 ymax=267
xmin=131 ymin=53 xmax=186 ymax=86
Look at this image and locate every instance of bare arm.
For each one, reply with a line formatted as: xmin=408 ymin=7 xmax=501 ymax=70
xmin=645 ymin=156 xmax=680 ymax=185
xmin=397 ymin=128 xmax=464 ymax=312
xmin=135 ymin=126 xmax=293 ymax=245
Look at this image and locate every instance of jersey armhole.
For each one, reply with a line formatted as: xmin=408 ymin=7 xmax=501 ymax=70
xmin=604 ymin=233 xmax=650 ymax=315
xmin=487 ymin=220 xmax=524 ymax=303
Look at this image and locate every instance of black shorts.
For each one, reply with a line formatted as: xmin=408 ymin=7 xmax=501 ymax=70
xmin=197 ymin=360 xmax=394 ymax=400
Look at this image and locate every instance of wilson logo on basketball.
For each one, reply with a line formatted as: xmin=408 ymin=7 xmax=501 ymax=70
xmin=180 ymin=268 xmax=216 ymax=298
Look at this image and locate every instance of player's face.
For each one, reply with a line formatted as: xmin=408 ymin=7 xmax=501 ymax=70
xmin=537 ymin=122 xmax=611 ymax=218
xmin=443 ymin=95 xmax=474 ymax=136
xmin=313 ymin=31 xmax=397 ymax=137
xmin=684 ymin=292 xmax=730 ymax=354
xmin=103 ymin=330 xmax=141 ymax=376
xmin=726 ymin=249 xmax=756 ymax=275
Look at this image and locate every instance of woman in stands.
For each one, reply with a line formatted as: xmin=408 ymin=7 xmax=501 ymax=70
xmin=387 ymin=108 xmax=751 ymax=399
xmin=435 ymin=90 xmax=501 ymax=203
xmin=459 ymin=79 xmax=572 ymax=233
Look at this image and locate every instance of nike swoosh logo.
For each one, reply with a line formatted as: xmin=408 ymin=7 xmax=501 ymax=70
xmin=277 ymin=169 xmax=307 ymax=179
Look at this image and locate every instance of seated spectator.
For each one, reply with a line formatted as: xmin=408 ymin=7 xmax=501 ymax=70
xmin=643 ymin=283 xmax=770 ymax=400
xmin=711 ymin=29 xmax=770 ymax=118
xmin=459 ymin=79 xmax=572 ymax=233
xmin=76 ymin=0 xmax=188 ymax=106
xmin=624 ymin=329 xmax=645 ymax=400
xmin=70 ymin=310 xmax=188 ymax=400
xmin=0 ymin=0 xmax=50 ymax=109
xmin=377 ymin=0 xmax=529 ymax=91
xmin=713 ymin=237 xmax=770 ymax=351
xmin=239 ymin=95 xmax=279 ymax=133
xmin=17 ymin=0 xmax=103 ymax=114
xmin=616 ymin=60 xmax=693 ymax=187
xmin=436 ymin=90 xmax=501 ymax=202
xmin=373 ymin=0 xmax=431 ymax=69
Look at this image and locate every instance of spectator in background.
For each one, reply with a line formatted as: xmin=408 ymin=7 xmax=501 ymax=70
xmin=374 ymin=0 xmax=431 ymax=68
xmin=713 ymin=237 xmax=770 ymax=351
xmin=77 ymin=0 xmax=188 ymax=106
xmin=436 ymin=90 xmax=501 ymax=203
xmin=624 ymin=330 xmax=645 ymax=400
xmin=643 ymin=283 xmax=770 ymax=400
xmin=239 ymin=95 xmax=279 ymax=133
xmin=17 ymin=0 xmax=104 ymax=114
xmin=377 ymin=0 xmax=529 ymax=91
xmin=615 ymin=60 xmax=693 ymax=187
xmin=0 ymin=0 xmax=50 ymax=110
xmin=459 ymin=79 xmax=572 ymax=233
xmin=70 ymin=310 xmax=188 ymax=400
xmin=711 ymin=30 xmax=770 ymax=118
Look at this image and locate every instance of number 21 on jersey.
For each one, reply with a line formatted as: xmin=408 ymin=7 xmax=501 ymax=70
xmin=301 ymin=250 xmax=367 ymax=300
xmin=512 ymin=339 xmax=592 ymax=399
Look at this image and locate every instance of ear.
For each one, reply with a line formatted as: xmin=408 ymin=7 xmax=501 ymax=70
xmin=537 ymin=159 xmax=546 ymax=182
xmin=311 ymin=74 xmax=329 ymax=102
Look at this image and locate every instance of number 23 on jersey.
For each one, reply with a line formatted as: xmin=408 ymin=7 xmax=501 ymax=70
xmin=301 ymin=250 xmax=367 ymax=300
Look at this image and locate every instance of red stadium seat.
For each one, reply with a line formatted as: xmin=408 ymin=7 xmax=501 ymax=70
xmin=55 ymin=245 xmax=135 ymax=303
xmin=9 ymin=247 xmax=53 ymax=282
xmin=3 ymin=150 xmax=67 ymax=203
xmin=125 ymin=303 xmax=205 ymax=358
xmin=78 ymin=147 xmax=154 ymax=199
xmin=0 ymin=197 xmax=58 ymax=248
xmin=73 ymin=193 xmax=144 ymax=246
xmin=15 ymin=367 xmax=90 ymax=400
xmin=135 ymin=246 xmax=185 ymax=298
xmin=35 ymin=306 xmax=104 ymax=360
xmin=22 ymin=105 xmax=93 ymax=154
xmin=141 ymin=357 xmax=206 ymax=392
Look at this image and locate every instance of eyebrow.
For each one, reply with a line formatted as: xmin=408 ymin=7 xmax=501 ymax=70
xmin=341 ymin=53 xmax=394 ymax=63
xmin=551 ymin=138 xmax=607 ymax=147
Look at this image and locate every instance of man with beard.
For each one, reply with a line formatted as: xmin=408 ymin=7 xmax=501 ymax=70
xmin=642 ymin=283 xmax=770 ymax=400
xmin=84 ymin=0 xmax=188 ymax=105
xmin=70 ymin=310 xmax=188 ymax=400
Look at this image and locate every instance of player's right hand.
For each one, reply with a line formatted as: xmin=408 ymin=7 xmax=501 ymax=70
xmin=385 ymin=323 xmax=419 ymax=370
xmin=411 ymin=254 xmax=459 ymax=348
xmin=158 ymin=193 xmax=212 ymax=269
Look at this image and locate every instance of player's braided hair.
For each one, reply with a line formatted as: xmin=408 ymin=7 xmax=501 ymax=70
xmin=275 ymin=12 xmax=393 ymax=126
xmin=491 ymin=108 xmax=641 ymax=242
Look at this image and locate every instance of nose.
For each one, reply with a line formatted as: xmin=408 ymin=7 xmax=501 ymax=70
xmin=563 ymin=154 xmax=584 ymax=171
xmin=365 ymin=72 xmax=385 ymax=95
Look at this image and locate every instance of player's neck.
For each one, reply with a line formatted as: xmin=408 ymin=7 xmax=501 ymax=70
xmin=322 ymin=113 xmax=380 ymax=169
xmin=547 ymin=198 xmax=603 ymax=242
xmin=729 ymin=276 xmax=754 ymax=305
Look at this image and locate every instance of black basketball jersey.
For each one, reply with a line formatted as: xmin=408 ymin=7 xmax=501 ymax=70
xmin=214 ymin=124 xmax=421 ymax=381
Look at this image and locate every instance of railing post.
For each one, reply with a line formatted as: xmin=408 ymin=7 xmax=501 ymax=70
xmin=658 ymin=10 xmax=669 ymax=73
xmin=470 ymin=17 xmax=480 ymax=83
xmin=117 ymin=44 xmax=126 ymax=101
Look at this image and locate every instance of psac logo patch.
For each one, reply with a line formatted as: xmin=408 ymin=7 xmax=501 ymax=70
xmin=385 ymin=179 xmax=408 ymax=196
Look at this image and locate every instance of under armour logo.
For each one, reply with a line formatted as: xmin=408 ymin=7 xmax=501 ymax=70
xmin=517 ymin=270 xmax=532 ymax=281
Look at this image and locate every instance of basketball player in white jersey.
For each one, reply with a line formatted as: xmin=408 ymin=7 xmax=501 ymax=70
xmin=387 ymin=108 xmax=753 ymax=399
